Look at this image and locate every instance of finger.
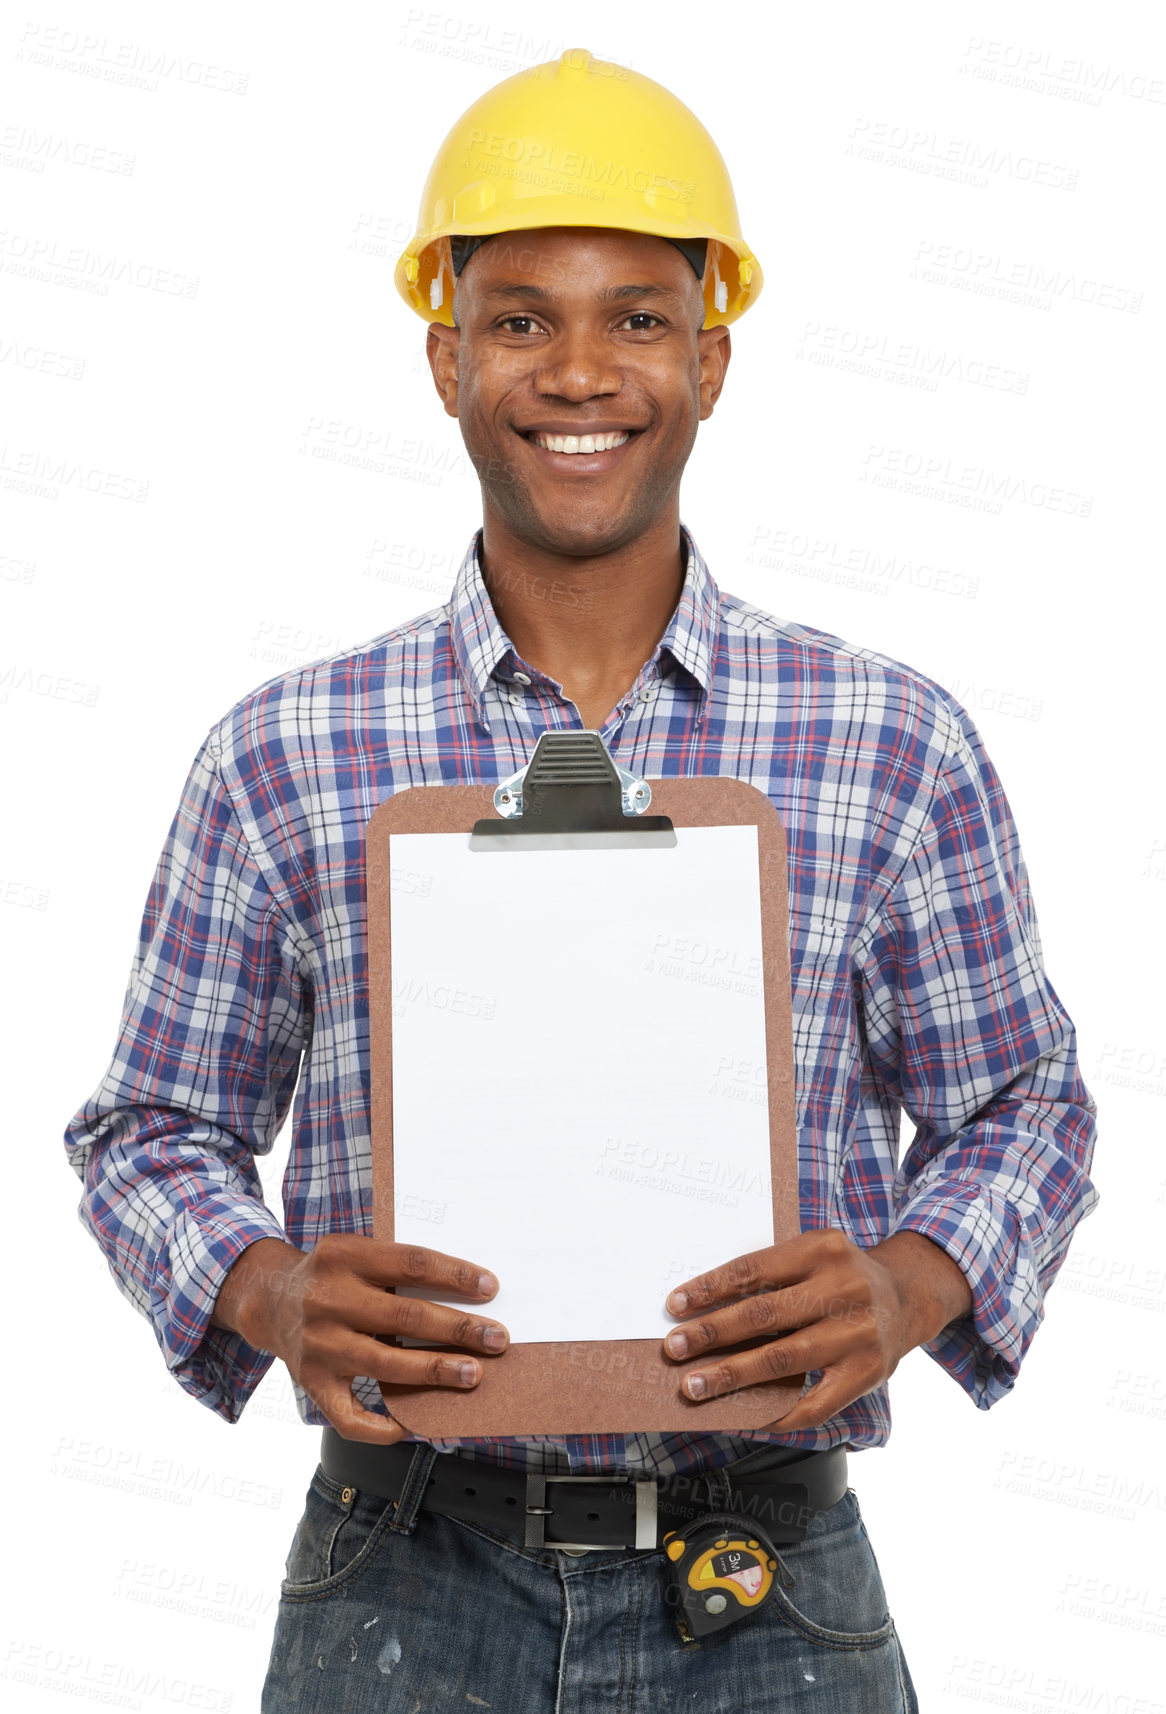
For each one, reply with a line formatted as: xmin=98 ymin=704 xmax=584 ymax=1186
xmin=383 ymin=1244 xmax=501 ymax=1300
xmin=338 ymin=1281 xmax=510 ymax=1354
xmin=311 ymin=1379 xmax=410 ymax=1446
xmin=663 ymin=1286 xmax=814 ymax=1361
xmin=665 ymin=1232 xmax=834 ymax=1318
xmin=768 ymin=1367 xmax=875 ymax=1434
xmin=679 ymin=1316 xmax=867 ymax=1403
xmin=305 ymin=1331 xmax=486 ymax=1391
xmin=314 ymin=1234 xmax=501 ymax=1299
xmin=665 ymin=1270 xmax=879 ymax=1360
xmin=372 ymin=1344 xmax=486 ymax=1389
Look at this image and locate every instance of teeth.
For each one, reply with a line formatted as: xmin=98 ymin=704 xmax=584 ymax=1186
xmin=532 ymin=431 xmax=631 ymax=454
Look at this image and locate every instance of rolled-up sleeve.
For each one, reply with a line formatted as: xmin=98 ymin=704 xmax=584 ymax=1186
xmin=64 ymin=732 xmax=311 ymax=1422
xmin=856 ymin=712 xmax=1098 ymax=1408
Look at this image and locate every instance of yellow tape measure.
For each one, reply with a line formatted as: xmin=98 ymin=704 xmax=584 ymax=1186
xmin=663 ymin=1515 xmax=785 ymax=1640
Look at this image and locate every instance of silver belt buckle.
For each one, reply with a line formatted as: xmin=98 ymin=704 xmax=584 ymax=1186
xmin=525 ymin=1474 xmax=658 ymax=1552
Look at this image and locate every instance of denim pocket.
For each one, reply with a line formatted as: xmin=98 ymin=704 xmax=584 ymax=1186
xmin=280 ymin=1466 xmax=396 ymax=1600
xmin=765 ymin=1490 xmax=897 ymax=1650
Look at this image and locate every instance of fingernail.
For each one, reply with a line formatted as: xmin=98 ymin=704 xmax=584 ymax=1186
xmin=482 ymin=1327 xmax=506 ymax=1351
xmin=686 ymin=1374 xmax=707 ymax=1399
xmin=458 ymin=1362 xmax=478 ymax=1385
xmin=478 ymin=1272 xmax=498 ymax=1295
xmin=668 ymin=1292 xmax=688 ymax=1314
xmin=667 ymin=1332 xmax=688 ymax=1358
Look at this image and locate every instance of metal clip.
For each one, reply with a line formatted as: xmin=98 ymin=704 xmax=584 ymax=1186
xmin=474 ymin=730 xmax=674 ymax=850
xmin=494 ymin=746 xmax=653 ymax=820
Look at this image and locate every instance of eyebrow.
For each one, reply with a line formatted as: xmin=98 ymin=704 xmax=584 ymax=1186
xmin=477 ymin=283 xmax=688 ymax=306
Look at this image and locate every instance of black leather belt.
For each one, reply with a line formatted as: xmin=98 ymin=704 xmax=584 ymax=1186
xmin=320 ymin=1428 xmax=848 ymax=1552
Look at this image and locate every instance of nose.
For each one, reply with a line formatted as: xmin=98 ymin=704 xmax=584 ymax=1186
xmin=533 ymin=323 xmax=622 ymax=401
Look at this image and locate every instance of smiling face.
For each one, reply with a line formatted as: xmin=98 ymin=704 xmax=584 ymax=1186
xmin=426 ymin=227 xmax=731 ymax=559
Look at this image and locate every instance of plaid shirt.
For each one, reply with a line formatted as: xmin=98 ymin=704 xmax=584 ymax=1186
xmin=64 ymin=528 xmax=1098 ymax=1477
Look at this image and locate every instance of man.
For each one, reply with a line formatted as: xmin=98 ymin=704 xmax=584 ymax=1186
xmin=66 ymin=49 xmax=1098 ymax=1711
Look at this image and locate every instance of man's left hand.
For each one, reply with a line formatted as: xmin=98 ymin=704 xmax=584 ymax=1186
xmin=661 ymin=1228 xmax=973 ymax=1432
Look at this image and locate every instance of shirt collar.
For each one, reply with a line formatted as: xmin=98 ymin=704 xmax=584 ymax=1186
xmin=659 ymin=525 xmax=719 ymax=698
xmin=448 ymin=525 xmax=720 ymax=722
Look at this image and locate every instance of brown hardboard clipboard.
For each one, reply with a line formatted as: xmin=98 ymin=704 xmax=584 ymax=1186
xmin=367 ymin=774 xmax=803 ymax=1438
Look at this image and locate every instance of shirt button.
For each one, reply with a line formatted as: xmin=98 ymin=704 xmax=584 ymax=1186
xmin=508 ymin=692 xmax=524 ymax=707
xmin=639 ymin=685 xmax=658 ymax=703
xmin=512 ymin=671 xmax=532 ymax=686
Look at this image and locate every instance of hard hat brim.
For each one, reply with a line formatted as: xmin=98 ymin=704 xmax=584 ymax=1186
xmin=396 ymin=220 xmax=761 ymax=328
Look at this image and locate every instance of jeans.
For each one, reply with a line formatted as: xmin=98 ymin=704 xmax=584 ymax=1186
xmin=262 ymin=1449 xmax=918 ymax=1712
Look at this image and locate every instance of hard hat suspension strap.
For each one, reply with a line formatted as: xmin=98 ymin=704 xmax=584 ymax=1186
xmin=447 ymin=232 xmax=709 ymax=283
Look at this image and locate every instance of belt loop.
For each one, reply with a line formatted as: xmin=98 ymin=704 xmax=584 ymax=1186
xmin=704 ymin=1468 xmax=731 ymax=1512
xmin=385 ymin=1443 xmax=439 ymax=1536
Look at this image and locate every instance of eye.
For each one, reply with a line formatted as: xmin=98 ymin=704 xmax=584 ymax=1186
xmin=619 ymin=312 xmax=665 ymax=331
xmin=497 ymin=314 xmax=544 ymax=335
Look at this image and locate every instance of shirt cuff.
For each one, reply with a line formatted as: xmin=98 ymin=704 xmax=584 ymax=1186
xmin=891 ymin=1181 xmax=1038 ymax=1410
xmin=151 ymin=1196 xmax=291 ymax=1424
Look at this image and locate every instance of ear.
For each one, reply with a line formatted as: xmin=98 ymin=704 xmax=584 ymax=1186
xmin=696 ymin=325 xmax=731 ymax=421
xmin=427 ymin=322 xmax=461 ymax=418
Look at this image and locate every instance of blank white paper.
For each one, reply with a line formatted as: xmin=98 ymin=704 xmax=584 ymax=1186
xmin=388 ymin=823 xmax=773 ymax=1343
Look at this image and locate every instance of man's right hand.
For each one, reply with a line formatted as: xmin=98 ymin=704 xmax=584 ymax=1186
xmin=210 ymin=1235 xmax=509 ymax=1443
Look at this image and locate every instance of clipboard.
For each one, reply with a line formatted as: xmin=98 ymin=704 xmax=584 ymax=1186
xmin=366 ymin=732 xmax=804 ymax=1438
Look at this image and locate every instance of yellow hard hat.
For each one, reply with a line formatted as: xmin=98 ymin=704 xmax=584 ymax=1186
xmin=395 ymin=47 xmax=762 ymax=328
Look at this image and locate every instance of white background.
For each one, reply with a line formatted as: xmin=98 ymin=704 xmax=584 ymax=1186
xmin=3 ymin=1 xmax=1163 ymax=1707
